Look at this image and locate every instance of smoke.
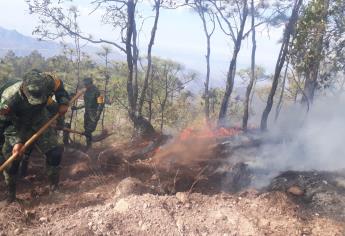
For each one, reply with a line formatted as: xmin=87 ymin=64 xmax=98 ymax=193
xmin=153 ymin=138 xmax=217 ymax=170
xmin=152 ymin=94 xmax=345 ymax=190
xmin=249 ymin=95 xmax=345 ymax=188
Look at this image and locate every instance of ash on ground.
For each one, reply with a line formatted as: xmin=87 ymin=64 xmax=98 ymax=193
xmin=209 ymin=132 xmax=345 ymax=221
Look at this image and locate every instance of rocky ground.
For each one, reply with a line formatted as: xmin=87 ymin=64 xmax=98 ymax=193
xmin=0 ymin=137 xmax=344 ymax=236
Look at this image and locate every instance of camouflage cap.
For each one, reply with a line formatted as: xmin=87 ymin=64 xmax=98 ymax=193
xmin=22 ymin=69 xmax=49 ymax=105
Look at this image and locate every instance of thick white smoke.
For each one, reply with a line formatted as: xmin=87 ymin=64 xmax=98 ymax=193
xmin=249 ymin=95 xmax=345 ymax=188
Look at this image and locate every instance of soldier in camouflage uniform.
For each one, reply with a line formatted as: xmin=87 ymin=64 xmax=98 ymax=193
xmin=72 ymin=77 xmax=104 ymax=148
xmin=0 ymin=69 xmax=70 ymax=203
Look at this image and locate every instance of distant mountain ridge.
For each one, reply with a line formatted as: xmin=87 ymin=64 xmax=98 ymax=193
xmin=0 ymin=26 xmax=224 ymax=92
xmin=0 ymin=26 xmax=65 ymax=57
xmin=0 ymin=26 xmax=122 ymax=60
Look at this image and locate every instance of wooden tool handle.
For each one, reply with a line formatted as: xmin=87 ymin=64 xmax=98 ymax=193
xmin=0 ymin=89 xmax=86 ymax=172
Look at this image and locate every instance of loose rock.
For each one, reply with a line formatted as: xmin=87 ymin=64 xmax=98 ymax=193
xmin=287 ymin=186 xmax=304 ymax=196
xmin=175 ymin=192 xmax=189 ymax=203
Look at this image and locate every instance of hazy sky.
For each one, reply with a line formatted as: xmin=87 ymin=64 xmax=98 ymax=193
xmin=0 ymin=0 xmax=283 ymax=87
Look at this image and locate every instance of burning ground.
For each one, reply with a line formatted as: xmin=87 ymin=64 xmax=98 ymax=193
xmin=0 ymin=123 xmax=345 ymax=235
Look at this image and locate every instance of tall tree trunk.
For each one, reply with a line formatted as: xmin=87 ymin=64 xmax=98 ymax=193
xmin=101 ymin=68 xmax=109 ymax=131
xmin=292 ymin=71 xmax=302 ymax=103
xmin=68 ymin=17 xmax=81 ymax=130
xmin=160 ymin=73 xmax=169 ymax=132
xmin=126 ymin=0 xmax=155 ymax=138
xmin=242 ymin=0 xmax=256 ymax=131
xmin=101 ymin=49 xmax=110 ymax=130
xmin=133 ymin=19 xmax=139 ymax=108
xmin=126 ymin=0 xmax=136 ymax=119
xmin=260 ymin=0 xmax=303 ymax=131
xmin=148 ymin=67 xmax=154 ymax=123
xmin=204 ymin=29 xmax=211 ymax=123
xmin=211 ymin=97 xmax=215 ymax=114
xmin=196 ymin=0 xmax=214 ymax=123
xmin=218 ymin=1 xmax=248 ymax=126
xmin=301 ymin=0 xmax=329 ymax=105
xmin=123 ymin=0 xmax=159 ymax=139
xmin=138 ymin=0 xmax=161 ymax=116
xmin=275 ymin=60 xmax=289 ymax=121
xmin=69 ymin=23 xmax=81 ymax=143
xmin=160 ymin=108 xmax=164 ymax=132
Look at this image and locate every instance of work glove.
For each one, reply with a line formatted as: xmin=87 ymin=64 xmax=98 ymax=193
xmin=58 ymin=104 xmax=69 ymax=115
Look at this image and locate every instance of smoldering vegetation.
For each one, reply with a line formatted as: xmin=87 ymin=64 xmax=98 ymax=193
xmin=251 ymin=95 xmax=345 ymax=186
xmin=198 ymin=95 xmax=345 ymax=219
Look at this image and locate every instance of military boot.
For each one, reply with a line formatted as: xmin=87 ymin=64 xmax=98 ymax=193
xmin=4 ymin=173 xmax=16 ymax=203
xmin=47 ymin=166 xmax=60 ymax=193
xmin=6 ymin=183 xmax=16 ymax=203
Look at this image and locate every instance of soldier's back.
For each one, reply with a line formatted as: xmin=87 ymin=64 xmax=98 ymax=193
xmin=84 ymin=84 xmax=100 ymax=110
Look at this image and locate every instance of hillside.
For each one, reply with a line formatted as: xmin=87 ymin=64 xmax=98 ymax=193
xmin=0 ymin=133 xmax=344 ymax=235
xmin=0 ymin=26 xmax=62 ymax=57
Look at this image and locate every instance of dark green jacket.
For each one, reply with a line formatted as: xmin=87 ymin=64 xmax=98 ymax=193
xmin=0 ymin=78 xmax=69 ymax=144
xmin=75 ymin=84 xmax=104 ymax=114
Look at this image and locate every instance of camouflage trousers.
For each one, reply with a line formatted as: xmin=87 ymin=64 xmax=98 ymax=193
xmin=0 ymin=109 xmax=63 ymax=196
xmin=84 ymin=110 xmax=101 ymax=136
xmin=84 ymin=110 xmax=101 ymax=148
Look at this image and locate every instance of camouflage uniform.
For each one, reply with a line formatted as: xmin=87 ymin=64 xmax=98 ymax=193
xmin=0 ymin=69 xmax=69 ymax=202
xmin=73 ymin=78 xmax=104 ymax=148
xmin=0 ymin=79 xmax=31 ymax=177
xmin=19 ymin=98 xmax=64 ymax=178
xmin=0 ymin=78 xmax=22 ymax=164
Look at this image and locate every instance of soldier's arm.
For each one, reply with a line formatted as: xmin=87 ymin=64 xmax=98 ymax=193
xmin=0 ymin=102 xmax=11 ymax=132
xmin=52 ymin=78 xmax=70 ymax=105
xmin=0 ymin=99 xmax=25 ymax=144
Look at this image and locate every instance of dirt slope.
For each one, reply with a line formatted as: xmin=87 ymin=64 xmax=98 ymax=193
xmin=2 ymin=190 xmax=344 ymax=236
xmin=0 ymin=142 xmax=344 ymax=236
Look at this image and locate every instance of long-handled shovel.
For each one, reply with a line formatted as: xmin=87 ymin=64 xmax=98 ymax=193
xmin=0 ymin=89 xmax=86 ymax=173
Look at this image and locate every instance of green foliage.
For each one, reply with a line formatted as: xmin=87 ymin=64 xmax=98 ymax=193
xmin=291 ymin=0 xmax=345 ymax=92
xmin=292 ymin=0 xmax=329 ymax=74
xmin=0 ymin=49 xmax=201 ymax=134
xmin=140 ymin=57 xmax=197 ymax=131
